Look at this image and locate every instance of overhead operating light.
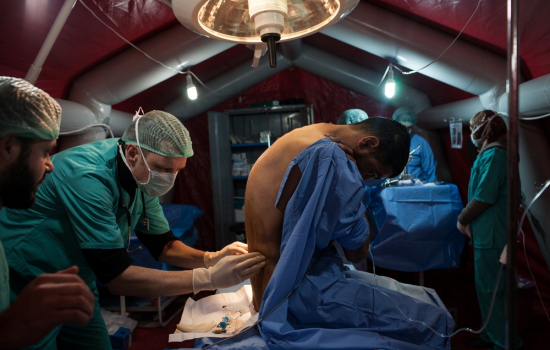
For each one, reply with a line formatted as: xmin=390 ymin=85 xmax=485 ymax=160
xmin=385 ymin=65 xmax=395 ymax=98
xmin=172 ymin=0 xmax=360 ymax=68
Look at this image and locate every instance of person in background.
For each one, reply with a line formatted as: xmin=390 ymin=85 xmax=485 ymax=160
xmin=0 ymin=77 xmax=95 ymax=349
xmin=337 ymin=109 xmax=368 ymax=125
xmin=392 ymin=107 xmax=437 ymax=182
xmin=457 ymin=110 xmax=525 ymax=350
xmin=0 ymin=109 xmax=266 ymax=349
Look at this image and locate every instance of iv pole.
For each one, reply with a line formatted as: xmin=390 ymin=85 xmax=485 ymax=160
xmin=505 ymin=0 xmax=520 ymax=348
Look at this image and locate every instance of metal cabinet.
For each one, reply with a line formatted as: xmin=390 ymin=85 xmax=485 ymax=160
xmin=208 ymin=104 xmax=314 ymax=250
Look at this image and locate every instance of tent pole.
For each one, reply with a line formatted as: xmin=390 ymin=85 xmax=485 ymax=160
xmin=25 ymin=0 xmax=77 ymax=84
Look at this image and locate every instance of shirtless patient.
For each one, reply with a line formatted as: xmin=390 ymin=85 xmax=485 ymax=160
xmin=245 ymin=117 xmax=410 ymax=311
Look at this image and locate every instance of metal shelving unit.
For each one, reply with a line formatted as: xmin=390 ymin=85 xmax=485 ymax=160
xmin=208 ymin=104 xmax=314 ymax=250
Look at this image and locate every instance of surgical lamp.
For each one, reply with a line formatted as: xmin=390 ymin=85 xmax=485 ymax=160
xmin=172 ymin=0 xmax=360 ymax=68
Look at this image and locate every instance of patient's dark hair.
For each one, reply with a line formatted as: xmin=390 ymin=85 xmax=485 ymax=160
xmin=349 ymin=117 xmax=410 ymax=178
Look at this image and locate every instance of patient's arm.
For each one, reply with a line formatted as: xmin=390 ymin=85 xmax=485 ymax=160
xmin=342 ymin=239 xmax=370 ymax=263
xmin=342 ymin=214 xmax=371 ymax=263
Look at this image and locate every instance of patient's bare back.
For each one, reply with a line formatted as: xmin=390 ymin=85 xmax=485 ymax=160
xmin=245 ymin=124 xmax=334 ymax=311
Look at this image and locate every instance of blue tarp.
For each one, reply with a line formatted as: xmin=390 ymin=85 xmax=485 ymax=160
xmin=368 ymin=185 xmax=465 ymax=271
xmin=160 ymin=203 xmax=204 ymax=241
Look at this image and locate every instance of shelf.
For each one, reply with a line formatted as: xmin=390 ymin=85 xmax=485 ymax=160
xmin=231 ymin=142 xmax=269 ymax=148
xmin=233 ymin=176 xmax=249 ymax=180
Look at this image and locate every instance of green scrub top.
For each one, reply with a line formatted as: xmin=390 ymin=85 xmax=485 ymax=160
xmin=468 ymin=147 xmax=508 ymax=250
xmin=0 ymin=138 xmax=170 ymax=289
xmin=0 ymin=240 xmax=9 ymax=312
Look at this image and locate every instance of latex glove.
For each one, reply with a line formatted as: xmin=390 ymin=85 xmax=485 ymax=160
xmin=499 ymin=244 xmax=507 ymax=265
xmin=193 ymin=253 xmax=266 ymax=294
xmin=325 ymin=133 xmax=355 ymax=163
xmin=204 ymin=241 xmax=249 ymax=268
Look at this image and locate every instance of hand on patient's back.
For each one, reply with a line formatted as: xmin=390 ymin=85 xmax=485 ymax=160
xmin=211 ymin=253 xmax=266 ymax=289
xmin=0 ymin=266 xmax=95 ymax=348
xmin=325 ymin=133 xmax=355 ymax=163
xmin=193 ymin=253 xmax=266 ymax=293
xmin=204 ymin=241 xmax=248 ymax=267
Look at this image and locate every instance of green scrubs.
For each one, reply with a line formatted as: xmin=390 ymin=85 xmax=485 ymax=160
xmin=0 ymin=241 xmax=9 ymax=313
xmin=0 ymin=138 xmax=171 ymax=350
xmin=468 ymin=147 xmax=522 ymax=350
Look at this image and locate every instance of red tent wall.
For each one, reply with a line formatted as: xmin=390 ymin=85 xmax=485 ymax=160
xmin=171 ymin=67 xmax=396 ymax=251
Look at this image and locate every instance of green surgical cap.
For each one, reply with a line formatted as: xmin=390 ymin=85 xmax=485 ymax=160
xmin=122 ymin=110 xmax=193 ymax=158
xmin=337 ymin=109 xmax=369 ymax=125
xmin=0 ymin=77 xmax=61 ymax=140
xmin=392 ymin=107 xmax=417 ymax=126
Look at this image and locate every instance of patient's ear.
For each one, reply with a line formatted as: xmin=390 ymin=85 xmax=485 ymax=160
xmin=358 ymin=136 xmax=379 ymax=150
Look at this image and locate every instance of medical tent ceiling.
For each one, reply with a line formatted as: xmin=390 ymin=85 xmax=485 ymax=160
xmin=1 ymin=0 xmax=550 ymax=120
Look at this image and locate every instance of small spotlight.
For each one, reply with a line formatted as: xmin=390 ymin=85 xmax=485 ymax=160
xmin=385 ymin=65 xmax=395 ymax=98
xmin=187 ymin=73 xmax=197 ymax=100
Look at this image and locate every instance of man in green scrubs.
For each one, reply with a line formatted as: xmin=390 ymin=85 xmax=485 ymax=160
xmin=457 ymin=110 xmax=524 ymax=350
xmin=0 ymin=109 xmax=266 ymax=349
xmin=0 ymin=77 xmax=95 ymax=349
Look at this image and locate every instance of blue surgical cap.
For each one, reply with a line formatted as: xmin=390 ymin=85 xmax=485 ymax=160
xmin=337 ymin=109 xmax=369 ymax=125
xmin=392 ymin=107 xmax=417 ymax=126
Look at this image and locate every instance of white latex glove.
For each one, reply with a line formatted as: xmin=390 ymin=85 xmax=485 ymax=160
xmin=193 ymin=253 xmax=266 ymax=294
xmin=204 ymin=241 xmax=249 ymax=267
xmin=499 ymin=244 xmax=507 ymax=265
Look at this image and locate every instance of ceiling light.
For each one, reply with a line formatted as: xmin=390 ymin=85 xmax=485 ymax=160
xmin=172 ymin=0 xmax=359 ymax=67
xmin=385 ymin=65 xmax=395 ymax=98
xmin=187 ymin=73 xmax=198 ymax=100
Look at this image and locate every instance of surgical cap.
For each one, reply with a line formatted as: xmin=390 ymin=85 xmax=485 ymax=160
xmin=337 ymin=109 xmax=369 ymax=125
xmin=392 ymin=107 xmax=417 ymax=126
xmin=121 ymin=110 xmax=193 ymax=158
xmin=0 ymin=77 xmax=61 ymax=140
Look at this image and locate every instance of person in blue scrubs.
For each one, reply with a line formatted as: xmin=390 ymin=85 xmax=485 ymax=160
xmin=0 ymin=109 xmax=266 ymax=349
xmin=392 ymin=107 xmax=437 ymax=182
xmin=0 ymin=77 xmax=95 ymax=349
xmin=457 ymin=110 xmax=524 ymax=350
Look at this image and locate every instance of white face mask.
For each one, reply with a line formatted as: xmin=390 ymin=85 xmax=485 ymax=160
xmin=119 ymin=117 xmax=178 ymax=197
xmin=470 ymin=114 xmax=497 ymax=148
xmin=470 ymin=133 xmax=480 ymax=148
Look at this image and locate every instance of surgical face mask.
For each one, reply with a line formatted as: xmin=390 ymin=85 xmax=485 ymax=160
xmin=470 ymin=114 xmax=496 ymax=148
xmin=119 ymin=117 xmax=178 ymax=197
xmin=470 ymin=133 xmax=480 ymax=148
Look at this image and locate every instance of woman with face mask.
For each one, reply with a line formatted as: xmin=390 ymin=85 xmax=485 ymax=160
xmin=0 ymin=109 xmax=266 ymax=350
xmin=457 ymin=110 xmax=525 ymax=350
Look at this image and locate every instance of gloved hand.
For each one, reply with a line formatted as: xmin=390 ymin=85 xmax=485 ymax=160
xmin=499 ymin=244 xmax=508 ymax=265
xmin=203 ymin=241 xmax=249 ymax=267
xmin=193 ymin=253 xmax=266 ymax=294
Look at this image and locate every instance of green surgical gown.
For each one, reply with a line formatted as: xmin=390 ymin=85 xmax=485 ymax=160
xmin=0 ymin=241 xmax=9 ymax=312
xmin=0 ymin=138 xmax=171 ymax=349
xmin=468 ymin=147 xmax=522 ymax=350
